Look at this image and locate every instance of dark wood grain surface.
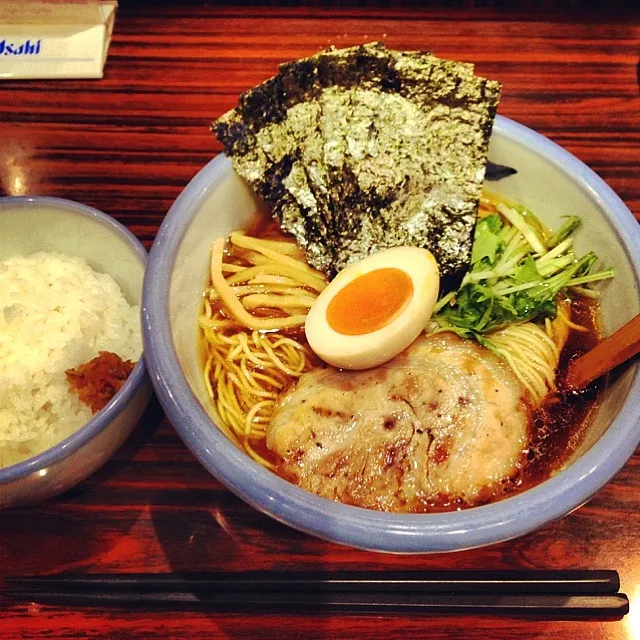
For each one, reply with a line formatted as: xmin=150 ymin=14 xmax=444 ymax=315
xmin=1 ymin=6 xmax=639 ymax=639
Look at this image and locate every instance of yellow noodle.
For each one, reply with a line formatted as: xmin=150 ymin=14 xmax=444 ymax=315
xmin=203 ymin=298 xmax=213 ymax=319
xmin=492 ymin=339 xmax=548 ymax=403
xmin=237 ymin=332 xmax=272 ymax=367
xmin=548 ymin=298 xmax=580 ymax=350
xmin=230 ymin=231 xmax=324 ymax=279
xmin=235 ymin=369 xmax=274 ymax=399
xmin=227 ymin=342 xmax=243 ymax=360
xmin=202 ymin=230 xmax=319 ymax=458
xmin=487 ymin=322 xmax=561 ymax=405
xmin=270 ymin=335 xmax=309 ymax=352
xmin=208 ymin=283 xmax=311 ymax=301
xmin=217 ymin=379 xmax=243 ymax=433
xmin=210 ymin=238 xmax=310 ymax=330
xmin=224 ymin=380 xmax=248 ymax=428
xmin=219 ymin=374 xmax=242 ymax=414
xmin=557 ymin=305 xmax=589 ymax=332
xmin=242 ymin=293 xmax=317 ymax=310
xmin=249 ymin=273 xmax=299 ymax=286
xmin=221 ymin=262 xmax=246 ymax=273
xmin=231 ymin=230 xmax=302 ymax=257
xmin=249 ymin=369 xmax=286 ymax=390
xmin=505 ymin=341 xmax=554 ymax=383
xmin=244 ymin=440 xmax=275 ymax=470
xmin=225 ymin=264 xmax=326 ymax=292
xmin=245 ymin=401 xmax=271 ymax=437
xmin=203 ymin=354 xmax=215 ymax=403
xmin=506 ymin=326 xmax=559 ymax=365
xmin=217 ymin=331 xmax=242 ymax=346
xmin=206 ymin=327 xmax=313 ymax=444
xmin=238 ymin=250 xmax=272 ymax=267
xmin=259 ymin=336 xmax=308 ymax=376
xmin=239 ymin=358 xmax=274 ymax=392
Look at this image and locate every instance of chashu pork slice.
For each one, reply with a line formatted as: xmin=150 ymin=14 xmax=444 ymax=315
xmin=267 ymin=333 xmax=531 ymax=512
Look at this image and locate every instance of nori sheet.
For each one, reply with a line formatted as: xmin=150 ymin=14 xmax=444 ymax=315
xmin=214 ymin=43 xmax=501 ymax=292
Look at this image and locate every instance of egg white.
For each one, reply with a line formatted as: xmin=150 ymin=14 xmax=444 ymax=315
xmin=305 ymin=246 xmax=440 ymax=369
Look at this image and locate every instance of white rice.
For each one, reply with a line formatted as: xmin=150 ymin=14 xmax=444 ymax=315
xmin=0 ymin=251 xmax=142 ymax=468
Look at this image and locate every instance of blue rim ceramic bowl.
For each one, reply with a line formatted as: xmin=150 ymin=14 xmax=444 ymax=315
xmin=142 ymin=116 xmax=640 ymax=552
xmin=0 ymin=196 xmax=152 ymax=507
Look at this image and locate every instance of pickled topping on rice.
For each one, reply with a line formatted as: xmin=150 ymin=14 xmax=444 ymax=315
xmin=66 ymin=351 xmax=136 ymax=414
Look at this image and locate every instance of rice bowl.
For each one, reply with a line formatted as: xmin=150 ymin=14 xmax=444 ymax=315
xmin=0 ymin=197 xmax=152 ymax=508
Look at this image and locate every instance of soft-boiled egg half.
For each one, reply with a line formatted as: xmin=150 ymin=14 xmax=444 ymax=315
xmin=305 ymin=246 xmax=440 ymax=369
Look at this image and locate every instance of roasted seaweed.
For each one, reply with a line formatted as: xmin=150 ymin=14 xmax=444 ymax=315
xmin=214 ymin=43 xmax=501 ymax=292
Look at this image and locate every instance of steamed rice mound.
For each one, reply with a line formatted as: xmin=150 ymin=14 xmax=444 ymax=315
xmin=0 ymin=252 xmax=141 ymax=468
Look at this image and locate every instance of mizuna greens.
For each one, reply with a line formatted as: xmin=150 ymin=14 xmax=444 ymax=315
xmin=432 ymin=197 xmax=614 ymax=339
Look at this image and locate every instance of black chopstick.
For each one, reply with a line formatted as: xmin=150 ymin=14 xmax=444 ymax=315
xmin=3 ymin=571 xmax=628 ymax=617
xmin=4 ymin=589 xmax=629 ymax=616
xmin=485 ymin=160 xmax=518 ymax=181
xmin=3 ymin=570 xmax=621 ymax=595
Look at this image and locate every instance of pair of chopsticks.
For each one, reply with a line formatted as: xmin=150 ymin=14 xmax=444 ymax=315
xmin=3 ymin=570 xmax=629 ymax=617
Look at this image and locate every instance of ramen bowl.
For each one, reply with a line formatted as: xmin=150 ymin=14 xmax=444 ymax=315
xmin=0 ymin=197 xmax=152 ymax=508
xmin=142 ymin=116 xmax=640 ymax=552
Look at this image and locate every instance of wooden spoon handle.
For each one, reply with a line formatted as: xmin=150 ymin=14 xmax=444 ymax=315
xmin=565 ymin=313 xmax=640 ymax=390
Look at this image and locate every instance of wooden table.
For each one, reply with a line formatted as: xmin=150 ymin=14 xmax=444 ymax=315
xmin=1 ymin=5 xmax=639 ymax=639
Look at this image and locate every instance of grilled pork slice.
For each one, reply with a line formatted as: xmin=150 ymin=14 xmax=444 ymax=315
xmin=267 ymin=333 xmax=530 ymax=512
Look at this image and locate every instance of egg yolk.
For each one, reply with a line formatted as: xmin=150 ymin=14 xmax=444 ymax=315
xmin=326 ymin=268 xmax=414 ymax=336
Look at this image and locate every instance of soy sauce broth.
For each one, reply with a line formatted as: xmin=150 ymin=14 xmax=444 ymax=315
xmin=523 ymin=297 xmax=603 ymax=487
xmin=203 ymin=214 xmax=606 ymax=513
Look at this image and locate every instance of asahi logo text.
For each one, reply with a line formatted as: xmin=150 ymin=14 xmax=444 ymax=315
xmin=0 ymin=39 xmax=42 ymax=56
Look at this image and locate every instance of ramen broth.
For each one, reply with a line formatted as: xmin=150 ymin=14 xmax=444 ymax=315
xmin=201 ymin=213 xmax=604 ymax=512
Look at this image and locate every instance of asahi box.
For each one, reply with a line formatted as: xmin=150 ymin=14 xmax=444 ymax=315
xmin=0 ymin=1 xmax=117 ymax=80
